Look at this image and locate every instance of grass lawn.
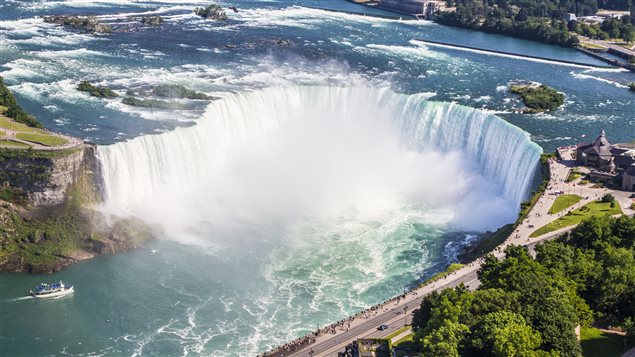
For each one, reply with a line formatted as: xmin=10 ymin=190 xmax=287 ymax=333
xmin=0 ymin=130 xmax=4 ymax=136
xmin=386 ymin=326 xmax=411 ymax=340
xmin=566 ymin=171 xmax=582 ymax=182
xmin=0 ymin=139 xmax=31 ymax=148
xmin=548 ymin=194 xmax=582 ymax=214
xmin=0 ymin=116 xmax=45 ymax=134
xmin=581 ymin=42 xmax=608 ymax=50
xmin=16 ymin=132 xmax=68 ymax=146
xmin=580 ymin=327 xmax=632 ymax=357
xmin=530 ymin=200 xmax=622 ymax=237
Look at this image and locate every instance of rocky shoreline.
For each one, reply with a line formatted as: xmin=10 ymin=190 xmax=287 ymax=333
xmin=0 ymin=145 xmax=154 ymax=274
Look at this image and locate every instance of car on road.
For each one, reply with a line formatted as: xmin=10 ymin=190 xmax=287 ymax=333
xmin=377 ymin=324 xmax=388 ymax=331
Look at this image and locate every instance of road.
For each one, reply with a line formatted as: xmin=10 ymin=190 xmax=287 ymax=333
xmin=585 ymin=39 xmax=635 ymax=57
xmin=279 ymin=228 xmax=570 ymax=357
xmin=265 ymin=147 xmax=634 ymax=357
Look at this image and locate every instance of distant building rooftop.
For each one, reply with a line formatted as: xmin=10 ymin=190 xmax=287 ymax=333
xmin=378 ymin=0 xmax=445 ymax=17
xmin=578 ymin=15 xmax=605 ymax=24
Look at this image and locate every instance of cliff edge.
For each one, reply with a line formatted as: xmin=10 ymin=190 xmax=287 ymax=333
xmin=0 ymin=142 xmax=153 ymax=274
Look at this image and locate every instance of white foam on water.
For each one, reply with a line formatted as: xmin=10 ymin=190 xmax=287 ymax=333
xmin=9 ymin=79 xmax=93 ymax=104
xmin=97 ymin=85 xmax=541 ymax=355
xmin=364 ymin=43 xmax=450 ymax=61
xmin=411 ymin=39 xmax=599 ymax=69
xmin=2 ymin=296 xmax=33 ymax=303
xmin=475 ymin=95 xmax=492 ymax=102
xmin=18 ymin=0 xmax=210 ymax=10
xmin=0 ymin=17 xmax=98 ymax=47
xmin=230 ymin=5 xmax=431 ymax=30
xmin=0 ymin=59 xmax=46 ymax=81
xmin=32 ymin=48 xmax=113 ymax=59
xmin=570 ymin=71 xmax=629 ymax=88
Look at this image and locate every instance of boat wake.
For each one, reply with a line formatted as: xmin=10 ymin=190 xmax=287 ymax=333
xmin=2 ymin=296 xmax=33 ymax=303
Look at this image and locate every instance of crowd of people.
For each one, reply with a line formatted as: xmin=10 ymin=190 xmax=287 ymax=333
xmin=260 ymin=264 xmax=487 ymax=357
xmin=261 ymin=150 xmax=579 ymax=357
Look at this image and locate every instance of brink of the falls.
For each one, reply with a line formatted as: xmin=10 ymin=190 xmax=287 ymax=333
xmin=97 ymin=85 xmax=542 ymax=235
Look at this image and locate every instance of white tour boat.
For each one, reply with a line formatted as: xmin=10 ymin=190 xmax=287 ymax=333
xmin=29 ymin=281 xmax=74 ymax=298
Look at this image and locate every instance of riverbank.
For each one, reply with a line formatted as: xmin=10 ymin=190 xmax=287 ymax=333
xmin=343 ymin=1 xmax=634 ymax=73
xmin=576 ymin=46 xmax=635 ymax=72
xmin=0 ymin=86 xmax=154 ymax=273
xmin=265 ymin=146 xmax=635 ymax=356
xmin=0 ymin=145 xmax=154 ymax=273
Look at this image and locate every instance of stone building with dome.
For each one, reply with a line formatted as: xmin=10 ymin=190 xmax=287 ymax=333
xmin=575 ymin=129 xmax=635 ymax=191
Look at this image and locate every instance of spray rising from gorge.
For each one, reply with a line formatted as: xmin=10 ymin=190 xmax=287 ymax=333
xmin=97 ymin=86 xmax=541 ymax=242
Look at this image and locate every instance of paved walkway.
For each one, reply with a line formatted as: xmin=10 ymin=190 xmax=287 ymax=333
xmin=585 ymin=39 xmax=635 ymax=58
xmin=388 ymin=328 xmax=412 ymax=344
xmin=0 ymin=126 xmax=83 ymax=151
xmin=265 ymin=147 xmax=635 ymax=357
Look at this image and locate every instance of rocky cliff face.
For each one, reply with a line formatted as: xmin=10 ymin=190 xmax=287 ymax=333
xmin=0 ymin=146 xmax=153 ymax=274
xmin=0 ymin=146 xmax=101 ymax=208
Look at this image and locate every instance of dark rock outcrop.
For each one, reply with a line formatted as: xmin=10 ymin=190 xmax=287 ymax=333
xmin=195 ymin=5 xmax=228 ymax=20
xmin=43 ymin=15 xmax=113 ymax=34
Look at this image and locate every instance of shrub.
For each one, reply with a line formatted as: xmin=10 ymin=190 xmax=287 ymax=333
xmin=122 ymin=97 xmax=186 ymax=110
xmin=601 ymin=193 xmax=615 ymax=203
xmin=77 ymin=81 xmax=118 ymax=98
xmin=151 ymin=84 xmax=210 ymax=99
xmin=0 ymin=76 xmax=41 ymax=128
xmin=511 ymin=85 xmax=564 ymax=112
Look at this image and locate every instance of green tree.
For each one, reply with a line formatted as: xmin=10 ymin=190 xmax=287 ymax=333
xmin=422 ymin=320 xmax=470 ymax=357
xmin=613 ymin=215 xmax=635 ymax=248
xmin=490 ymin=312 xmax=542 ymax=356
xmin=567 ymin=215 xmax=618 ymax=250
xmin=0 ymin=76 xmax=41 ymax=128
xmin=479 ymin=246 xmax=583 ymax=355
xmin=468 ymin=311 xmax=541 ymax=356
xmin=591 ymin=247 xmax=635 ymax=324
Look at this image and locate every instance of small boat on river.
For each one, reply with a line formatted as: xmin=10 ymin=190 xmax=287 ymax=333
xmin=29 ymin=281 xmax=74 ymax=298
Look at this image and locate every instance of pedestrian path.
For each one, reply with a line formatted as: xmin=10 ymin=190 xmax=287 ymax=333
xmin=266 ymin=147 xmax=634 ymax=357
xmin=0 ymin=116 xmax=83 ymax=151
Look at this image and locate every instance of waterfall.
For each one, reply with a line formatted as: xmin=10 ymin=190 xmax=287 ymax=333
xmin=97 ymin=86 xmax=542 ymax=224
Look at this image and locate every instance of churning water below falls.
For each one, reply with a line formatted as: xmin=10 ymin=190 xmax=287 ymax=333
xmin=4 ymin=86 xmax=541 ymax=356
xmin=2 ymin=0 xmax=634 ymax=355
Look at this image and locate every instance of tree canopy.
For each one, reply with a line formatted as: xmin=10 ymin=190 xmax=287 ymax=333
xmin=437 ymin=0 xmax=635 ymax=46
xmin=0 ymin=76 xmax=42 ymax=128
xmin=412 ymin=215 xmax=635 ymax=356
